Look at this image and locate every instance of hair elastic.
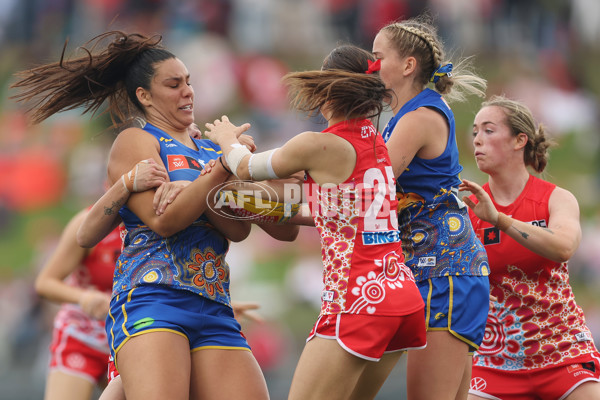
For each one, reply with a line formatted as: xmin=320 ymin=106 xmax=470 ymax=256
xmin=430 ymin=63 xmax=453 ymax=83
xmin=365 ymin=59 xmax=381 ymax=74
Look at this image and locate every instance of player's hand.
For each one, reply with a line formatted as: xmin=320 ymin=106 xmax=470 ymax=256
xmin=79 ymin=290 xmax=111 ymax=320
xmin=232 ymin=301 xmax=263 ymax=323
xmin=204 ymin=116 xmax=251 ymax=146
xmin=122 ymin=158 xmax=168 ymax=193
xmin=459 ymin=179 xmax=500 ymax=226
xmin=238 ymin=134 xmax=256 ymax=152
xmin=188 ymin=123 xmax=202 ymax=139
xmin=153 ymin=180 xmax=192 ymax=215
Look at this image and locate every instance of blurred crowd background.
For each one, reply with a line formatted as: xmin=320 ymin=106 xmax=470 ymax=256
xmin=0 ymin=0 xmax=599 ymax=399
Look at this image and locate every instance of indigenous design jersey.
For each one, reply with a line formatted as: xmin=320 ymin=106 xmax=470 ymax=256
xmin=54 ymin=226 xmax=121 ymax=352
xmin=469 ymin=175 xmax=598 ymax=370
xmin=382 ymin=88 xmax=488 ymax=281
xmin=117 ymin=123 xmax=232 ymax=307
xmin=305 ymin=118 xmax=423 ymax=317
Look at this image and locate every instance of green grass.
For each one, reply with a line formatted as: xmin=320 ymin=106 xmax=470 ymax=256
xmin=0 ymin=203 xmax=79 ymax=278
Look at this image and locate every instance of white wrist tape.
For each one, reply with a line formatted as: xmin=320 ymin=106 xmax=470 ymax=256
xmin=248 ymin=149 xmax=279 ymax=180
xmin=226 ymin=146 xmax=252 ymax=178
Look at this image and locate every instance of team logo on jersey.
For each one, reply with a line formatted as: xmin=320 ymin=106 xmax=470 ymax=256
xmin=167 ymin=154 xmax=204 ymax=171
xmin=362 ymin=230 xmax=401 ymax=245
xmin=480 ymin=227 xmax=500 ymax=245
xmin=583 ymin=361 xmax=596 ymax=372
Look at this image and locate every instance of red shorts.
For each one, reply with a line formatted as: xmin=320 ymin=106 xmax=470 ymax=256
xmin=469 ymin=354 xmax=600 ymax=399
xmin=107 ymin=355 xmax=119 ymax=383
xmin=49 ymin=326 xmax=110 ymax=383
xmin=307 ymin=310 xmax=426 ymax=361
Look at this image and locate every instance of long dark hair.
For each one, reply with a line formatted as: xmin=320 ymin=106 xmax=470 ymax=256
xmin=11 ymin=31 xmax=175 ymax=127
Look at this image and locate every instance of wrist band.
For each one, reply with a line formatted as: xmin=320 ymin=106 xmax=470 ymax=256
xmin=495 ymin=212 xmax=512 ymax=231
xmin=219 ymin=156 xmax=232 ymax=174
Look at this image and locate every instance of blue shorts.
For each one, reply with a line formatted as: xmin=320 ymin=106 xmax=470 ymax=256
xmin=418 ymin=275 xmax=489 ymax=352
xmin=106 ymin=285 xmax=250 ymax=366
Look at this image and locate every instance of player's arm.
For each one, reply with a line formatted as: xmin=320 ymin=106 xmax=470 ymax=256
xmin=35 ymin=210 xmax=110 ymax=319
xmin=461 ymin=179 xmax=581 ymax=262
xmin=77 ymin=158 xmax=168 ymax=247
xmin=385 ymin=108 xmax=445 ymax=178
xmin=108 ymin=128 xmax=231 ymax=237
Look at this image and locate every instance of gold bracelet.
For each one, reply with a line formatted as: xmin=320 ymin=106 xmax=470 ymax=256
xmin=495 ymin=212 xmax=512 ymax=231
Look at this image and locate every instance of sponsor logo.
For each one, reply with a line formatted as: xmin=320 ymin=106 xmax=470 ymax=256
xmin=470 ymin=377 xmax=487 ymax=391
xmin=167 ymin=154 xmax=204 ymax=171
xmin=133 ymin=317 xmax=155 ymax=330
xmin=417 ymin=256 xmax=436 ymax=267
xmin=567 ymin=362 xmax=596 ymax=375
xmin=165 ymin=143 xmax=177 ymax=148
xmin=528 ymin=219 xmax=547 ymax=228
xmin=362 ymin=230 xmax=401 ymax=245
xmin=435 ymin=312 xmax=446 ymax=320
xmin=573 ymin=370 xmax=594 ymax=377
xmin=322 ymin=290 xmax=334 ymax=302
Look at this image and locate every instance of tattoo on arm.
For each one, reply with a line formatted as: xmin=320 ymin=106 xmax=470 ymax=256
xmin=103 ymin=200 xmax=124 ymax=216
xmin=513 ymin=226 xmax=529 ymax=239
xmin=399 ymin=157 xmax=408 ymax=174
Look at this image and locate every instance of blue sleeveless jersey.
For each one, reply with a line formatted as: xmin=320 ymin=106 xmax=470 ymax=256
xmin=115 ymin=123 xmax=233 ymax=306
xmin=382 ymin=89 xmax=488 ymax=281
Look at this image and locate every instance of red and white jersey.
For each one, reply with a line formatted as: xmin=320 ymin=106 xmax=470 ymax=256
xmin=66 ymin=226 xmax=120 ymax=293
xmin=305 ymin=118 xmax=423 ymax=317
xmin=53 ymin=226 xmax=121 ymax=352
xmin=469 ymin=175 xmax=598 ymax=370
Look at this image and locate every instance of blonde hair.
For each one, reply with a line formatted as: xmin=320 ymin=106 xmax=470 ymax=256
xmin=380 ymin=16 xmax=486 ymax=103
xmin=482 ymin=95 xmax=554 ymax=173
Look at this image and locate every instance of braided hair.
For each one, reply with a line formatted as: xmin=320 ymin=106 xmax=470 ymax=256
xmin=380 ymin=16 xmax=486 ymax=103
